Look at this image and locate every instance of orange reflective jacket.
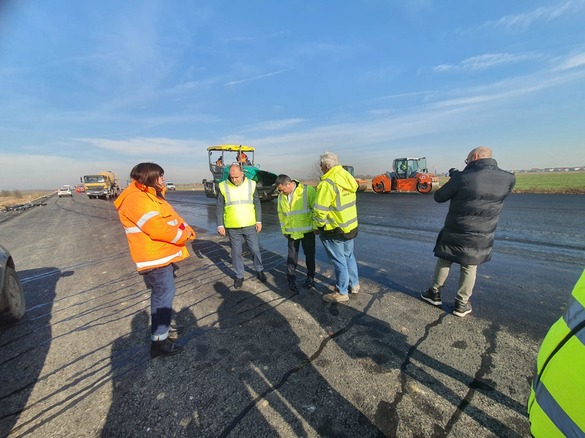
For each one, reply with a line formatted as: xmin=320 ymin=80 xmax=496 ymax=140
xmin=114 ymin=181 xmax=196 ymax=272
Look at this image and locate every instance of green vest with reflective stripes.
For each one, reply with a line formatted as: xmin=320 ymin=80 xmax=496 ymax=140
xmin=219 ymin=178 xmax=257 ymax=228
xmin=277 ymin=181 xmax=316 ymax=240
xmin=314 ymin=165 xmax=358 ymax=233
xmin=528 ymin=269 xmax=585 ymax=437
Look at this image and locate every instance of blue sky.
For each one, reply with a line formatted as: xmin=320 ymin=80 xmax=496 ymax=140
xmin=1 ymin=1 xmax=585 ymax=189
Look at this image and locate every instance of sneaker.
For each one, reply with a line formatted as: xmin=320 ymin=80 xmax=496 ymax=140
xmin=302 ymin=278 xmax=315 ymax=289
xmin=453 ymin=301 xmax=472 ymax=317
xmin=349 ymin=284 xmax=360 ymax=294
xmin=256 ymin=271 xmax=267 ymax=283
xmin=234 ymin=277 xmax=244 ymax=289
xmin=322 ymin=292 xmax=349 ymax=303
xmin=288 ymin=281 xmax=299 ymax=292
xmin=420 ymin=287 xmax=442 ymax=306
xmin=150 ymin=338 xmax=183 ymax=358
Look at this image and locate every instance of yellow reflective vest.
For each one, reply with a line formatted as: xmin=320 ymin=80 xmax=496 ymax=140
xmin=219 ymin=178 xmax=257 ymax=228
xmin=277 ymin=181 xmax=316 ymax=240
xmin=114 ymin=182 xmax=195 ymax=272
xmin=314 ymin=165 xmax=358 ymax=233
xmin=528 ymin=269 xmax=585 ymax=436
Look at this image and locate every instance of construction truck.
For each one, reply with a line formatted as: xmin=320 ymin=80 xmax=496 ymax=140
xmin=342 ymin=165 xmax=368 ymax=192
xmin=81 ymin=171 xmax=120 ymax=200
xmin=202 ymin=145 xmax=278 ymax=201
xmin=371 ymin=157 xmax=439 ymax=194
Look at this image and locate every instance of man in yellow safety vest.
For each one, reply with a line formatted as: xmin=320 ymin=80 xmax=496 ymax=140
xmin=216 ymin=164 xmax=267 ymax=289
xmin=275 ymin=174 xmax=317 ymax=292
xmin=313 ymin=152 xmax=360 ymax=303
xmin=528 ymin=269 xmax=585 ymax=436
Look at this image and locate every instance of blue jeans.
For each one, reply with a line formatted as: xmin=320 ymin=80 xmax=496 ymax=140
xmin=226 ymin=226 xmax=264 ymax=279
xmin=142 ymin=263 xmax=176 ymax=340
xmin=320 ymin=237 xmax=359 ymax=295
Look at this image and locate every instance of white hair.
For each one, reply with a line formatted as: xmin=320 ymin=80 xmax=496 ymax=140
xmin=319 ymin=151 xmax=340 ymax=171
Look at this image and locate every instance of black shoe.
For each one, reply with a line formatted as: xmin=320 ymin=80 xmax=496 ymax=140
xmin=302 ymin=278 xmax=314 ymax=289
xmin=288 ymin=281 xmax=299 ymax=292
xmin=257 ymin=271 xmax=267 ymax=283
xmin=234 ymin=277 xmax=244 ymax=289
xmin=420 ymin=287 xmax=442 ymax=306
xmin=168 ymin=325 xmax=185 ymax=342
xmin=453 ymin=300 xmax=472 ymax=317
xmin=150 ymin=338 xmax=183 ymax=358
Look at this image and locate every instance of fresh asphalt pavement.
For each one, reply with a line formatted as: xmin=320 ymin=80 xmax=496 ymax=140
xmin=1 ymin=190 xmax=583 ymax=437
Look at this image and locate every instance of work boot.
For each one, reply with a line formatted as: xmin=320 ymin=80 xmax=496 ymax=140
xmin=302 ymin=277 xmax=314 ymax=289
xmin=150 ymin=338 xmax=183 ymax=358
xmin=322 ymin=292 xmax=349 ymax=303
xmin=287 ymin=275 xmax=298 ymax=292
xmin=420 ymin=287 xmax=442 ymax=306
xmin=453 ymin=300 xmax=472 ymax=317
xmin=349 ymin=284 xmax=360 ymax=294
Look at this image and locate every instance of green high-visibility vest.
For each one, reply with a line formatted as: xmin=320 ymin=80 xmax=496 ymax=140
xmin=219 ymin=178 xmax=257 ymax=228
xmin=277 ymin=181 xmax=316 ymax=240
xmin=528 ymin=269 xmax=585 ymax=436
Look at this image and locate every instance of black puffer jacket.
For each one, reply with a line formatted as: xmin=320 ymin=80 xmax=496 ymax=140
xmin=433 ymin=158 xmax=515 ymax=265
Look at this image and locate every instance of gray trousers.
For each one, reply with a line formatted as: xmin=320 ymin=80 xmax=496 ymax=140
xmin=431 ymin=257 xmax=478 ymax=304
xmin=226 ymin=225 xmax=264 ymax=279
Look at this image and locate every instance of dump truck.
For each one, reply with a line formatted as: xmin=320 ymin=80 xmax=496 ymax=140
xmin=371 ymin=157 xmax=439 ymax=194
xmin=202 ymin=145 xmax=278 ymax=201
xmin=81 ymin=171 xmax=120 ymax=199
xmin=342 ymin=165 xmax=368 ymax=192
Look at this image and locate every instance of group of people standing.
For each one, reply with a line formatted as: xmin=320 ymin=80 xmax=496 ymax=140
xmin=114 ymin=147 xmax=515 ymax=359
xmin=215 ymin=151 xmax=360 ymax=305
xmin=111 ymin=149 xmax=584 ymax=435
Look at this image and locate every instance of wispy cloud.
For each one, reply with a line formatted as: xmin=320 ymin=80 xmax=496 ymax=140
xmin=491 ymin=0 xmax=585 ymax=31
xmin=77 ymin=137 xmax=203 ymax=155
xmin=225 ymin=69 xmax=288 ymax=87
xmin=434 ymin=53 xmax=539 ymax=73
xmin=553 ymin=52 xmax=585 ymax=71
xmin=243 ymin=118 xmax=305 ymax=132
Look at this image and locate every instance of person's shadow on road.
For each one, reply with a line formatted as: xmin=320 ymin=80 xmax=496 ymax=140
xmin=0 ymin=267 xmax=69 ymax=437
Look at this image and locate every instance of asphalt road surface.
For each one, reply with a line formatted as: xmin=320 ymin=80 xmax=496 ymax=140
xmin=1 ymin=190 xmax=583 ymax=437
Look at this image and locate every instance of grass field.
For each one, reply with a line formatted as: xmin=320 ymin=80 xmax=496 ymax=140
xmin=511 ymin=171 xmax=585 ymax=194
xmin=438 ymin=171 xmax=585 ymax=194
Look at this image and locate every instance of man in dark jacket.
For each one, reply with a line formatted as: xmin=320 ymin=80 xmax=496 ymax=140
xmin=420 ymin=147 xmax=515 ymax=317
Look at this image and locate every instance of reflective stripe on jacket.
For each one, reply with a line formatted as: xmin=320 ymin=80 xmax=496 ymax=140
xmin=114 ymin=182 xmax=195 ymax=272
xmin=528 ymin=269 xmax=585 ymax=436
xmin=314 ymin=165 xmax=358 ymax=233
xmin=219 ymin=178 xmax=257 ymax=228
xmin=277 ymin=181 xmax=316 ymax=240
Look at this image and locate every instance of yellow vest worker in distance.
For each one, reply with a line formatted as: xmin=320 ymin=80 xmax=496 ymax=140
xmin=314 ymin=151 xmax=360 ymax=303
xmin=115 ymin=162 xmax=196 ymax=358
xmin=276 ymin=174 xmax=317 ymax=292
xmin=217 ymin=164 xmax=267 ymax=289
xmin=528 ymin=269 xmax=585 ymax=436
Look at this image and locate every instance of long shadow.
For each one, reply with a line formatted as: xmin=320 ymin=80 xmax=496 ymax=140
xmin=193 ymin=237 xmax=384 ymax=436
xmin=0 ymin=267 xmax=66 ymax=436
xmin=101 ymin=307 xmax=200 ymax=436
xmin=236 ymin=242 xmax=529 ymax=437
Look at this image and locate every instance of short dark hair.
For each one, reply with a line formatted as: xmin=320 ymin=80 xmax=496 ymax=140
xmin=130 ymin=162 xmax=164 ymax=188
xmin=275 ymin=174 xmax=292 ymax=186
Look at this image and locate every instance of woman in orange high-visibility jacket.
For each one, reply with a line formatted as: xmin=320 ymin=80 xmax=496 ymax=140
xmin=115 ymin=162 xmax=196 ymax=358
